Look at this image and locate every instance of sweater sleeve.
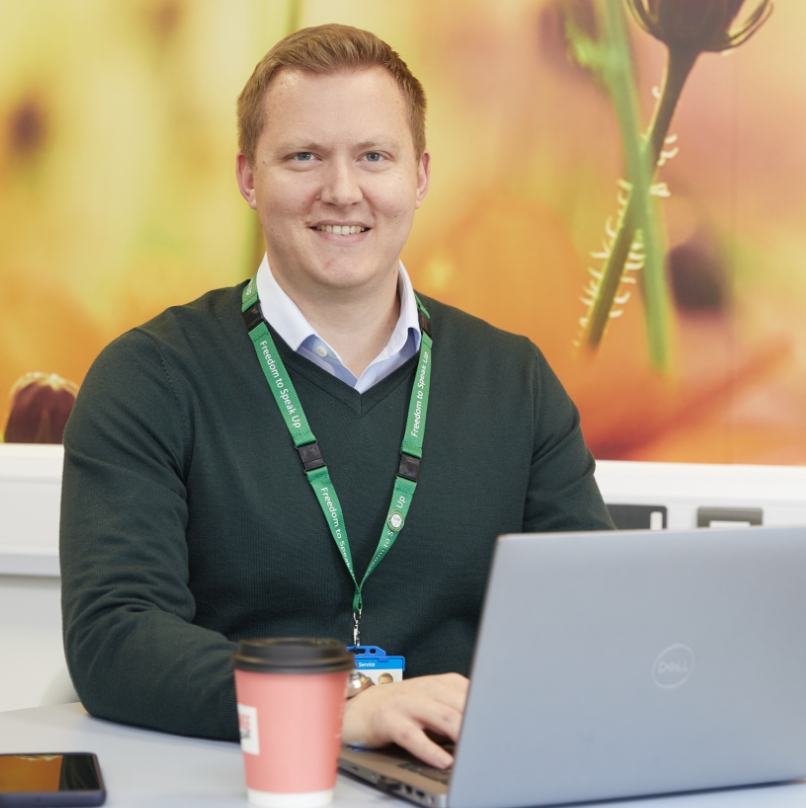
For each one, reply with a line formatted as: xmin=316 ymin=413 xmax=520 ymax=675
xmin=523 ymin=347 xmax=615 ymax=533
xmin=60 ymin=329 xmax=239 ymax=741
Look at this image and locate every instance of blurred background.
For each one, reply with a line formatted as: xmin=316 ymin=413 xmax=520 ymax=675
xmin=1 ymin=0 xmax=804 ymax=463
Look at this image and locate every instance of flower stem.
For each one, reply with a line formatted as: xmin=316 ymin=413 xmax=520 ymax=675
xmin=286 ymin=0 xmax=303 ymax=36
xmin=647 ymin=48 xmax=699 ymax=167
xmin=582 ymin=32 xmax=698 ymax=365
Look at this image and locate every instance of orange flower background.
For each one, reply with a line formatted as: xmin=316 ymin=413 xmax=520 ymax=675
xmin=1 ymin=0 xmax=804 ymax=462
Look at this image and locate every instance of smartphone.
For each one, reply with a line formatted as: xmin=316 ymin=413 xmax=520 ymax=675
xmin=0 ymin=753 xmax=105 ymax=806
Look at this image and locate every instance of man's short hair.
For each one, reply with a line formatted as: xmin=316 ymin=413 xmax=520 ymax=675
xmin=237 ymin=24 xmax=427 ymax=166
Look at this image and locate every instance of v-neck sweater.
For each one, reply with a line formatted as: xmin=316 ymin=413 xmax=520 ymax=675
xmin=60 ymin=282 xmax=614 ymax=741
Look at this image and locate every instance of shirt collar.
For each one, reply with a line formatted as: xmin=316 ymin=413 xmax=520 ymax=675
xmin=254 ymin=254 xmax=421 ymax=358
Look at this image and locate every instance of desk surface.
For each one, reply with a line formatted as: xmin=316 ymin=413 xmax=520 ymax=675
xmin=2 ymin=704 xmax=806 ymax=808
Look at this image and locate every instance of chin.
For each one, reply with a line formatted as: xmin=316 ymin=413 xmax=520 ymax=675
xmin=315 ymin=274 xmax=375 ymax=293
xmin=312 ymin=265 xmax=394 ymax=292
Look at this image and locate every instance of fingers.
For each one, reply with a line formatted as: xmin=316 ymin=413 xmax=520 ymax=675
xmin=424 ymin=672 xmax=469 ymax=715
xmin=342 ymin=673 xmax=470 ymax=769
xmin=391 ymin=717 xmax=456 ymax=769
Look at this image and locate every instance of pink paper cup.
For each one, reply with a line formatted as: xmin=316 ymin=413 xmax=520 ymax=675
xmin=232 ymin=638 xmax=354 ymax=808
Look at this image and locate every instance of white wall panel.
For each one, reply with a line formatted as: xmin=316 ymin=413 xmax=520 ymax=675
xmin=0 ymin=444 xmax=62 ymax=576
xmin=2 ymin=450 xmax=806 ymax=712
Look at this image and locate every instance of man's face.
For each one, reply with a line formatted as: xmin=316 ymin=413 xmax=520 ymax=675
xmin=236 ymin=67 xmax=430 ymax=299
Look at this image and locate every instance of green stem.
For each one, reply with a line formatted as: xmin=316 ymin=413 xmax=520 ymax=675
xmin=582 ymin=41 xmax=698 ymax=361
xmin=286 ymin=0 xmax=303 ymax=36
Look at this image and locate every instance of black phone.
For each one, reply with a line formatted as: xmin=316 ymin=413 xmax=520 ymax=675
xmin=0 ymin=753 xmax=105 ymax=806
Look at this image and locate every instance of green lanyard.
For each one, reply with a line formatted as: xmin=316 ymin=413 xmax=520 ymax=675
xmin=241 ymin=276 xmax=432 ymax=646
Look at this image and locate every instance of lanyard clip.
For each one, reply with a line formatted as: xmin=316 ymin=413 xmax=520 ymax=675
xmin=242 ymin=302 xmax=263 ymax=332
xmin=296 ymin=441 xmax=326 ymax=472
xmin=397 ymin=452 xmax=421 ymax=483
xmin=352 ymin=609 xmax=362 ymax=648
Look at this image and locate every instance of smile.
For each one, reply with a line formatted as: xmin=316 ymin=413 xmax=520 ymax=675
xmin=312 ymin=225 xmax=369 ymax=235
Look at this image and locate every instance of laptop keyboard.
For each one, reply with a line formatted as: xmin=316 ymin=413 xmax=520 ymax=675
xmin=397 ymin=761 xmax=452 ymax=785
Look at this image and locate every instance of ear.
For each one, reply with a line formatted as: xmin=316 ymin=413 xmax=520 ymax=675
xmin=415 ymin=150 xmax=431 ymax=209
xmin=235 ymin=153 xmax=258 ymax=210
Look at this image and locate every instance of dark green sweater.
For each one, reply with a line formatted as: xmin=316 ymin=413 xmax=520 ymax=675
xmin=60 ymin=284 xmax=613 ymax=741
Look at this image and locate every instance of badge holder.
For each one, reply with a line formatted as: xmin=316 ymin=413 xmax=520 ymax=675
xmin=347 ymin=646 xmax=405 ymax=685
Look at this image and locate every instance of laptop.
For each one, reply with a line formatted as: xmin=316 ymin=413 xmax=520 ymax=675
xmin=340 ymin=525 xmax=806 ymax=808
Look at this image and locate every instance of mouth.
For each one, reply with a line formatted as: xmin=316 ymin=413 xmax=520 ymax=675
xmin=311 ymin=224 xmax=369 ymax=235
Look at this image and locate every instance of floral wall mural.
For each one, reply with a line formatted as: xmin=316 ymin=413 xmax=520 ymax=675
xmin=2 ymin=0 xmax=803 ymax=464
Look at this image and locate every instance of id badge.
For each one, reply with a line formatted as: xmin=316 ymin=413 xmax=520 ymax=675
xmin=347 ymin=646 xmax=405 ymax=685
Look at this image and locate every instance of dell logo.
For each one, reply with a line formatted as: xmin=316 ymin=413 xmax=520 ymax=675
xmin=652 ymin=644 xmax=695 ymax=689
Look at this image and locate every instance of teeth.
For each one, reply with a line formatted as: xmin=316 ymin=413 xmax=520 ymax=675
xmin=316 ymin=225 xmax=367 ymax=234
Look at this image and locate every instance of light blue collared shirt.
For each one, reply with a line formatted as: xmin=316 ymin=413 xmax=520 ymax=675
xmin=255 ymin=255 xmax=421 ymax=394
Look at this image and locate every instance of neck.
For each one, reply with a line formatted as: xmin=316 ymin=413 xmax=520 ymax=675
xmin=273 ymin=268 xmax=401 ymax=379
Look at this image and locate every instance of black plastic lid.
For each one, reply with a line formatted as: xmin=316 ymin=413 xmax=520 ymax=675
xmin=231 ymin=637 xmax=355 ymax=674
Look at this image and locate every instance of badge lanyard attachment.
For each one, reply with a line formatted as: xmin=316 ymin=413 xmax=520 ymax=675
xmin=242 ymin=276 xmax=432 ymax=646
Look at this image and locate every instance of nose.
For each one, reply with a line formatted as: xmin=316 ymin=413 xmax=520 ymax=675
xmin=318 ymin=157 xmax=362 ymax=207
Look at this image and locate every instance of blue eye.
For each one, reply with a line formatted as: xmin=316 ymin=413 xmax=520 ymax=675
xmin=293 ymin=152 xmax=315 ymax=161
xmin=365 ymin=152 xmax=383 ymax=162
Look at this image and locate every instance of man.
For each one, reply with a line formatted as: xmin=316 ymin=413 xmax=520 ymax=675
xmin=60 ymin=24 xmax=613 ymax=770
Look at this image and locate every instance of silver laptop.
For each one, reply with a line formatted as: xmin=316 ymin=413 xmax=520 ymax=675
xmin=340 ymin=525 xmax=806 ymax=807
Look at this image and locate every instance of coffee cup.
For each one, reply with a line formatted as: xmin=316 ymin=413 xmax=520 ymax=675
xmin=231 ymin=637 xmax=354 ymax=807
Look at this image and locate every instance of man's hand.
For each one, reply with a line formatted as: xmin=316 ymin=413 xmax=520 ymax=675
xmin=342 ymin=673 xmax=469 ymax=769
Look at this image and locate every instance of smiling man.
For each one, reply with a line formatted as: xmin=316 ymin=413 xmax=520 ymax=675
xmin=60 ymin=25 xmax=613 ymax=769
xmin=236 ymin=64 xmax=427 ymax=389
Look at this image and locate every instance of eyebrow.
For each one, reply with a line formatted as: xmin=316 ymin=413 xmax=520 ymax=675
xmin=273 ymin=138 xmax=403 ymax=155
xmin=273 ymin=142 xmax=326 ymax=155
xmin=355 ymin=139 xmax=401 ymax=151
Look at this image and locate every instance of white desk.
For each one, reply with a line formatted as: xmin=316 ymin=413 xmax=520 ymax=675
xmin=1 ymin=704 xmax=806 ymax=808
xmin=0 ymin=703 xmax=388 ymax=807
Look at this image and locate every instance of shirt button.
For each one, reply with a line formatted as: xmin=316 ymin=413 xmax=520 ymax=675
xmin=315 ymin=345 xmax=328 ymax=358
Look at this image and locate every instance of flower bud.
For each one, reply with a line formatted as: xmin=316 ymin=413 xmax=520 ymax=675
xmin=657 ymin=0 xmax=727 ymax=50
xmin=628 ymin=0 xmax=772 ymax=54
xmin=3 ymin=372 xmax=79 ymax=444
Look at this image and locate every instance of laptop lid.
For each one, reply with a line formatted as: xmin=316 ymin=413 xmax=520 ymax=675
xmin=447 ymin=525 xmax=806 ymax=808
